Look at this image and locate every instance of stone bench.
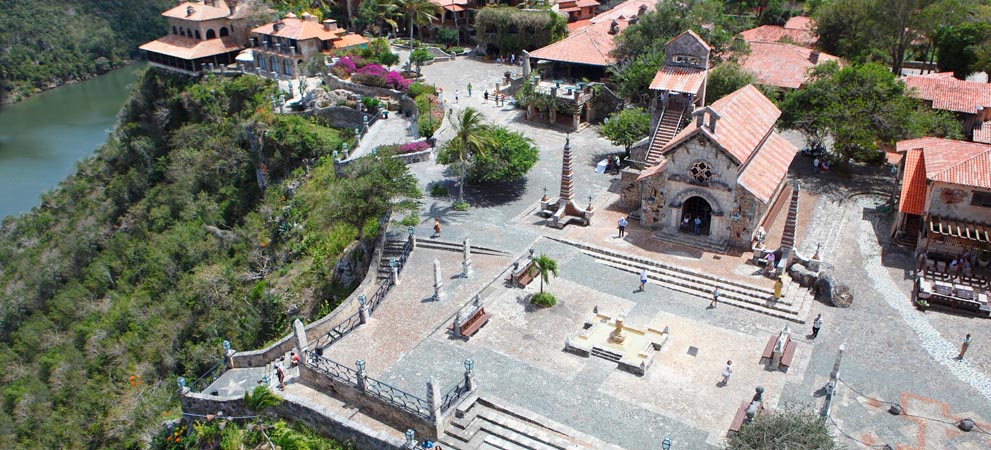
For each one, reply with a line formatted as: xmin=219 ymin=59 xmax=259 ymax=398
xmin=760 ymin=334 xmax=796 ymax=371
xmin=507 ymin=259 xmax=538 ymax=288
xmin=729 ymin=400 xmax=765 ymax=434
xmin=460 ymin=307 xmax=491 ymax=338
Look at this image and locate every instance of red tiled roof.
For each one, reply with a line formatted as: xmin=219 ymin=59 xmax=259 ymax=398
xmin=567 ymin=19 xmax=592 ymax=32
xmin=529 ymin=26 xmax=616 ymax=66
xmin=737 ymin=132 xmax=797 ymax=203
xmin=898 ymin=149 xmax=927 ymax=215
xmin=974 ymin=122 xmax=991 ymax=144
xmin=897 ymin=137 xmax=991 ymax=189
xmin=636 ymin=158 xmax=667 ymax=181
xmin=667 ymin=84 xmax=781 ymax=164
xmin=588 ymin=0 xmax=653 ymax=24
xmin=442 ymin=4 xmax=466 ymax=11
xmin=576 ymin=0 xmax=601 ymax=7
xmin=140 ymin=35 xmax=242 ymax=60
xmin=252 ymin=17 xmax=343 ymax=41
xmin=649 ymin=66 xmax=706 ymax=93
xmin=903 ymin=73 xmax=991 ymax=114
xmin=332 ymin=33 xmax=369 ymax=49
xmin=737 ymin=41 xmax=839 ymax=89
xmin=163 ymin=1 xmax=232 ymax=21
xmin=784 ymin=16 xmax=814 ymax=31
xmin=738 ymin=25 xmax=816 ymax=48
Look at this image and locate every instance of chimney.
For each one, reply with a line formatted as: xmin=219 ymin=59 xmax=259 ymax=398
xmin=693 ymin=107 xmax=720 ymax=132
xmin=708 ymin=112 xmax=719 ymax=133
xmin=638 ymin=4 xmax=648 ymax=16
xmin=187 ymin=5 xmax=194 ymax=16
xmin=273 ymin=20 xmax=284 ymax=32
xmin=808 ymin=50 xmax=820 ymax=64
xmin=323 ymin=19 xmax=338 ymax=32
xmin=227 ymin=0 xmax=238 ymax=15
xmin=608 ymin=20 xmax=619 ymax=35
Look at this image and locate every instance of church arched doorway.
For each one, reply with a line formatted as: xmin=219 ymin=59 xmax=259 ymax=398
xmin=681 ymin=196 xmax=712 ymax=235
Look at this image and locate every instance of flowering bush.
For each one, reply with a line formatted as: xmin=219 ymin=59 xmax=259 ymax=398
xmin=334 ymin=56 xmax=356 ymax=74
xmin=399 ymin=141 xmax=430 ymax=153
xmin=356 ymin=63 xmax=386 ymax=78
xmin=385 ymin=71 xmax=411 ymax=91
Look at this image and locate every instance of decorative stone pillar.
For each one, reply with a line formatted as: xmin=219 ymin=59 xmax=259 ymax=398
xmin=292 ymin=319 xmax=308 ymax=356
xmin=358 ymin=295 xmax=369 ymax=324
xmin=356 ymin=360 xmax=367 ymax=392
xmin=433 ymin=259 xmax=444 ymax=301
xmin=549 ymin=108 xmax=557 ymax=124
xmin=392 ymin=259 xmax=401 ymax=286
xmin=428 ymin=375 xmax=443 ymax=438
xmin=464 ymin=359 xmax=476 ymax=392
xmin=462 ymin=239 xmax=472 ymax=278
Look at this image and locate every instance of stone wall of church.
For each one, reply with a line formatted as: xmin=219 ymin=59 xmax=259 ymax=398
xmin=638 ymin=134 xmax=741 ymax=244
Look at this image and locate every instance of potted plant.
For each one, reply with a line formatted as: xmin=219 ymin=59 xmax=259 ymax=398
xmin=915 ymin=299 xmax=929 ymax=311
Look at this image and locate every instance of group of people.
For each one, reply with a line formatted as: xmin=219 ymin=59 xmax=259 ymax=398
xmin=272 ymin=351 xmax=302 ymax=391
xmin=681 ymin=214 xmax=705 ymax=235
xmin=495 ymin=53 xmax=521 ymax=66
xmin=812 ymin=157 xmax=830 ymax=174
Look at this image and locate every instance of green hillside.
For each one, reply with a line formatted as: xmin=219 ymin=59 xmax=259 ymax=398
xmin=0 ymin=69 xmax=416 ymax=447
xmin=0 ymin=0 xmax=172 ymax=102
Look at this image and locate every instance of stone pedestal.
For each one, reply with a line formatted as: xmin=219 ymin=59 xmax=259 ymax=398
xmin=432 ymin=259 xmax=444 ymax=301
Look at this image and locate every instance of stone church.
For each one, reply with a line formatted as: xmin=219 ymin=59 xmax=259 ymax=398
xmin=631 ymin=84 xmax=797 ymax=250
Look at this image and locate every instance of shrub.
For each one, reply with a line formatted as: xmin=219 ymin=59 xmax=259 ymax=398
xmin=361 ymin=97 xmax=382 ymax=113
xmin=384 ymin=71 xmax=411 ymax=91
xmin=436 ymin=28 xmax=458 ymax=46
xmin=407 ymin=82 xmax=437 ymax=98
xmin=334 ymin=56 xmax=357 ymax=74
xmin=452 ymin=200 xmax=470 ymax=211
xmin=399 ymin=141 xmax=430 ymax=154
xmin=448 ymin=46 xmax=465 ymax=55
xmin=429 ymin=182 xmax=449 ymax=197
xmin=531 ymin=292 xmax=556 ymax=307
xmin=400 ymin=213 xmax=419 ymax=226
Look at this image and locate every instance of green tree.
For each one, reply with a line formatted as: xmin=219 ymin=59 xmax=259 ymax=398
xmin=437 ymin=108 xmax=495 ymax=204
xmin=436 ymin=28 xmax=459 ymax=46
xmin=727 ymin=407 xmax=837 ymax=450
xmin=400 ymin=0 xmax=441 ymax=50
xmin=935 ymin=22 xmax=991 ymax=79
xmin=609 ymin=50 xmax=666 ymax=105
xmin=706 ymin=62 xmax=755 ymax=103
xmin=532 ymin=254 xmax=558 ymax=294
xmin=601 ymin=108 xmax=650 ymax=157
xmin=466 ymin=127 xmax=539 ymax=183
xmin=244 ymin=385 xmax=283 ymax=413
xmin=473 ymin=7 xmax=568 ymax=55
xmin=323 ymin=152 xmax=422 ymax=240
xmin=410 ymin=48 xmax=434 ymax=75
xmin=356 ymin=0 xmax=400 ymax=36
xmin=780 ymin=62 xmax=961 ymax=166
xmin=612 ymin=0 xmax=735 ymax=63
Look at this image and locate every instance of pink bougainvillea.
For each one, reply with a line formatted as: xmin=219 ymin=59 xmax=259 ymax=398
xmin=399 ymin=141 xmax=430 ymax=153
xmin=385 ymin=71 xmax=411 ymax=91
xmin=334 ymin=56 xmax=357 ymax=74
xmin=356 ymin=63 xmax=386 ymax=77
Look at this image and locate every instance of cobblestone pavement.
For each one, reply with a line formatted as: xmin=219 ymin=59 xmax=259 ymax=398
xmin=300 ymin=56 xmax=991 ymax=448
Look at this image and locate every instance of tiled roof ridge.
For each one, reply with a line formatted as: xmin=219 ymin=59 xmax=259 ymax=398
xmin=929 ymin=145 xmax=991 ymax=180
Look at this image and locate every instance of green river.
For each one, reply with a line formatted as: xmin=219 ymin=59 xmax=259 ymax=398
xmin=0 ymin=64 xmax=144 ymax=219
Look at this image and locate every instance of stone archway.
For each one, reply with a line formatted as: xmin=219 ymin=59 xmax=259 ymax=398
xmin=681 ymin=196 xmax=712 ymax=235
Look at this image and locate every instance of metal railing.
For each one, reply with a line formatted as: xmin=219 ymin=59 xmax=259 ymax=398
xmin=321 ymin=311 xmax=363 ymax=348
xmin=306 ymin=351 xmax=360 ymax=385
xmin=190 ymin=359 xmax=225 ymax=393
xmin=364 ymin=377 xmax=432 ymax=419
xmin=439 ymin=379 xmax=470 ymax=413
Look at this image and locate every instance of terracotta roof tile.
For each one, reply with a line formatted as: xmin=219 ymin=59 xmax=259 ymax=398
xmin=529 ymin=26 xmax=616 ymax=66
xmin=636 ymin=158 xmax=667 ymax=181
xmin=737 ymin=132 xmax=797 ymax=203
xmin=588 ymin=0 xmax=653 ymax=24
xmin=648 ymin=65 xmax=706 ymax=93
xmin=576 ymin=0 xmax=601 ymax=8
xmin=737 ymin=41 xmax=839 ymax=89
xmin=697 ymin=84 xmax=781 ymax=164
xmin=903 ymin=74 xmax=991 ymax=114
xmin=163 ymin=1 xmax=232 ymax=21
xmin=567 ymin=19 xmax=592 ymax=32
xmin=252 ymin=17 xmax=343 ymax=41
xmin=897 ymin=137 xmax=991 ymax=189
xmin=898 ymin=149 xmax=927 ymax=215
xmin=784 ymin=16 xmax=814 ymax=31
xmin=738 ymin=25 xmax=816 ymax=47
xmin=974 ymin=122 xmax=991 ymax=144
xmin=332 ymin=33 xmax=369 ymax=49
xmin=140 ymin=35 xmax=242 ymax=60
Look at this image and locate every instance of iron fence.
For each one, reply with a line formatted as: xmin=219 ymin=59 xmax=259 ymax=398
xmin=306 ymin=351 xmax=360 ymax=385
xmin=364 ymin=376 xmax=432 ymax=419
xmin=190 ymin=359 xmax=225 ymax=393
xmin=439 ymin=380 xmax=470 ymax=413
xmin=321 ymin=311 xmax=363 ymax=348
xmin=367 ymin=278 xmax=392 ymax=314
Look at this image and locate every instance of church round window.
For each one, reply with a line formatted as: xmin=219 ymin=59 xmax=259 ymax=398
xmin=689 ymin=160 xmax=713 ymax=183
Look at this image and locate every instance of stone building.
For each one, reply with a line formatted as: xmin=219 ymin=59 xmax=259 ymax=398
xmin=631 ymin=85 xmax=797 ymax=250
xmin=903 ymin=73 xmax=991 ymax=144
xmin=892 ymin=137 xmax=991 ymax=257
xmin=140 ymin=0 xmax=250 ymax=74
xmin=632 ymin=30 xmax=710 ymax=168
xmin=251 ymin=13 xmax=369 ymax=79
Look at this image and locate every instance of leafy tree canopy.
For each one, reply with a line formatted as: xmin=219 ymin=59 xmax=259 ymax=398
xmin=936 ymin=21 xmax=991 ymax=79
xmin=727 ymin=407 xmax=837 ymax=450
xmin=474 ymin=7 xmax=568 ymax=55
xmin=706 ymin=62 xmax=756 ymax=103
xmin=466 ymin=127 xmax=539 ymax=183
xmin=601 ymin=108 xmax=650 ymax=155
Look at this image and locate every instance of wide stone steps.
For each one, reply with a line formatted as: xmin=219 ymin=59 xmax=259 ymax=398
xmin=415 ymin=239 xmax=510 ymax=257
xmin=377 ymin=239 xmax=409 ymax=279
xmin=590 ymin=347 xmax=622 ymax=363
xmin=650 ymin=230 xmax=729 ymax=254
xmin=550 ymin=238 xmax=808 ymax=323
xmin=441 ymin=396 xmax=626 ymax=450
xmin=645 ymin=107 xmax=686 ymax=165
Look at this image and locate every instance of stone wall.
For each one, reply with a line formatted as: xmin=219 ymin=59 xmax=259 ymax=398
xmin=178 ymin=388 xmax=250 ymax=418
xmin=323 ymin=72 xmax=404 ymax=101
xmin=299 ymin=364 xmax=439 ymax=440
xmin=927 ymin=182 xmax=991 ymax=223
xmin=298 ymin=106 xmax=371 ymax=129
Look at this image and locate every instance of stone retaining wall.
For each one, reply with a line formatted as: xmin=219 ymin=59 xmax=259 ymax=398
xmin=323 ymin=72 xmax=404 ymax=101
xmin=298 ymin=106 xmax=371 ymax=130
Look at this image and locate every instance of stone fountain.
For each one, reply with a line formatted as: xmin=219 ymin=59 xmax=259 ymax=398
xmin=565 ymin=312 xmax=669 ymax=376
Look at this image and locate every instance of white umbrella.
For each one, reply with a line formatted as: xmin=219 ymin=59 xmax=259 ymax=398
xmin=595 ymin=159 xmax=608 ymax=174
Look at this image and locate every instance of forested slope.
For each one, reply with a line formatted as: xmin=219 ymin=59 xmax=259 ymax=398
xmin=0 ymin=70 xmax=415 ymax=448
xmin=0 ymin=0 xmax=172 ymax=102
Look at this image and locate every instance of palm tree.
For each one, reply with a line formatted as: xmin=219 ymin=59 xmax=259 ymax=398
xmin=244 ymin=385 xmax=283 ymax=413
xmin=441 ymin=107 xmax=495 ymax=204
xmin=400 ymin=0 xmax=441 ymax=50
xmin=532 ymin=254 xmax=558 ymax=294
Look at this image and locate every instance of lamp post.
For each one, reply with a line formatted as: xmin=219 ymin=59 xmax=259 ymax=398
xmin=355 ymin=359 xmax=365 ymax=372
xmin=342 ymin=142 xmax=349 ymax=159
xmin=177 ymin=377 xmax=187 ymax=389
xmin=464 ymin=358 xmax=474 ymax=374
xmin=661 ymin=437 xmax=672 ymax=450
xmin=405 ymin=429 xmax=416 ymax=448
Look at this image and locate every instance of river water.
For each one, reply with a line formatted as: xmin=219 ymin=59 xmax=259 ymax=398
xmin=0 ymin=64 xmax=144 ymax=219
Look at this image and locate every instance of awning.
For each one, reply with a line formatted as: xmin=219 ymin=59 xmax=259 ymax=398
xmin=236 ymin=49 xmax=255 ymax=62
xmin=927 ymin=215 xmax=991 ymax=243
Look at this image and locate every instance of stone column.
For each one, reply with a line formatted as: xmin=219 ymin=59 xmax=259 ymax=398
xmin=465 ymin=365 xmax=476 ymax=392
xmin=428 ymin=375 xmax=443 ymax=438
xmin=358 ymin=295 xmax=369 ymax=324
xmin=433 ymin=259 xmax=444 ymax=301
xmin=356 ymin=361 xmax=368 ymax=392
xmin=292 ymin=318 xmax=308 ymax=355
xmin=392 ymin=263 xmax=401 ymax=286
xmin=462 ymin=239 xmax=472 ymax=278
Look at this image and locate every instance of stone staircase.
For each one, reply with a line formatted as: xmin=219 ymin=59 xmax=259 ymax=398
xmin=377 ymin=236 xmax=411 ymax=280
xmin=780 ymin=183 xmax=801 ymax=249
xmin=644 ymin=105 xmax=687 ymax=166
xmin=415 ymin=239 xmax=511 ymax=257
xmin=440 ymin=395 xmax=628 ymax=450
xmin=589 ymin=347 xmax=622 ymax=363
xmin=650 ymin=230 xmax=729 ymax=254
xmin=550 ymin=238 xmax=811 ymax=324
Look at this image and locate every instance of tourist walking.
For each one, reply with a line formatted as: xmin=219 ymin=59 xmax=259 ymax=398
xmin=765 ymin=252 xmax=776 ymax=275
xmin=455 ymin=90 xmax=460 ymax=103
xmin=710 ymin=287 xmax=719 ymax=308
xmin=640 ymin=268 xmax=648 ymax=291
xmin=720 ymin=360 xmax=733 ymax=385
xmin=693 ymin=216 xmax=702 ymax=235
xmin=483 ymin=90 xmax=489 ymax=103
xmin=275 ymin=364 xmax=286 ymax=390
xmin=811 ymin=314 xmax=822 ymax=339
xmin=467 ymin=83 xmax=473 ymax=96
xmin=433 ymin=218 xmax=442 ymax=237
xmin=618 ymin=217 xmax=628 ymax=237
xmin=957 ymin=334 xmax=971 ymax=360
